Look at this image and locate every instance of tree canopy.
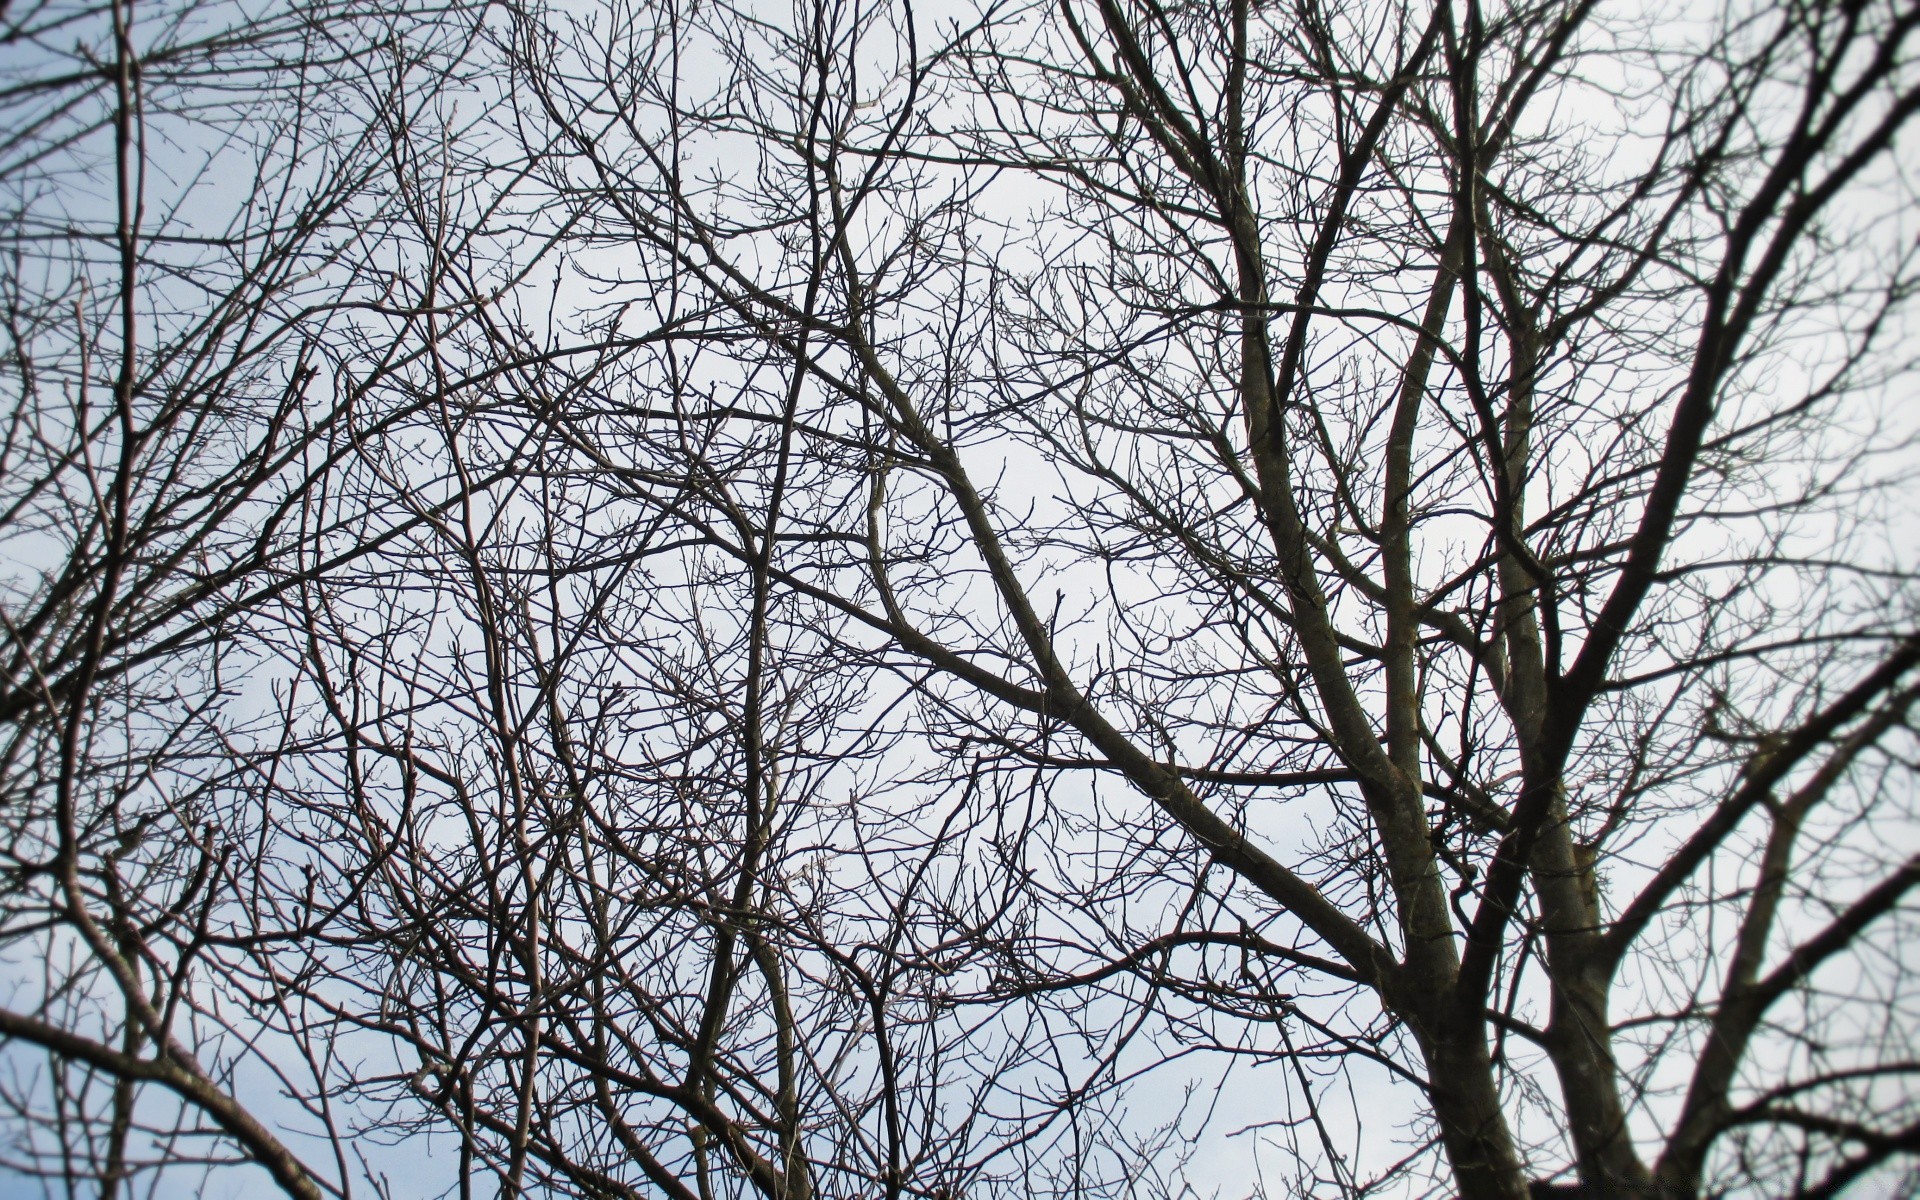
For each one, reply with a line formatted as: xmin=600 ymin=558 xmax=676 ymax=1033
xmin=2 ymin=0 xmax=1918 ymax=1196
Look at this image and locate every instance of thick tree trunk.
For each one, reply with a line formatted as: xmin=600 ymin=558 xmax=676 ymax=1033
xmin=1535 ymin=817 xmax=1655 ymax=1194
xmin=1418 ymin=1013 xmax=1531 ymax=1200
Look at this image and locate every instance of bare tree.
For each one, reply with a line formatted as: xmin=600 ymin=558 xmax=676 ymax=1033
xmin=460 ymin=0 xmax=1920 ymax=1194
xmin=0 ymin=1 xmax=495 ymax=1194
xmin=262 ymin=97 xmax=1168 ymax=1193
xmin=8 ymin=0 xmax=1919 ymax=1196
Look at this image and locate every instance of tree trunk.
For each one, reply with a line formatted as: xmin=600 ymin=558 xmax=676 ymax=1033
xmin=1419 ymin=1010 xmax=1530 ymax=1200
